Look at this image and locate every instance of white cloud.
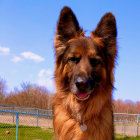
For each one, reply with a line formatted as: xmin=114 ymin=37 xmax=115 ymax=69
xmin=11 ymin=56 xmax=22 ymax=63
xmin=21 ymin=52 xmax=44 ymax=62
xmin=0 ymin=46 xmax=10 ymax=55
xmin=37 ymin=69 xmax=55 ymax=92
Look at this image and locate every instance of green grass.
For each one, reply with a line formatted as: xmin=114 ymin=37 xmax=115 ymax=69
xmin=116 ymin=136 xmax=140 ymax=140
xmin=115 ymin=134 xmax=140 ymax=140
xmin=0 ymin=123 xmax=54 ymax=140
xmin=1 ymin=123 xmax=140 ymax=140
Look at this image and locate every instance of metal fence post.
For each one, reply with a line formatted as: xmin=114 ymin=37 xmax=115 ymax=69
xmin=137 ymin=115 xmax=139 ymax=136
xmin=16 ymin=113 xmax=19 ymax=140
xmin=124 ymin=121 xmax=125 ymax=137
xmin=13 ymin=106 xmax=14 ymax=125
xmin=37 ymin=109 xmax=39 ymax=127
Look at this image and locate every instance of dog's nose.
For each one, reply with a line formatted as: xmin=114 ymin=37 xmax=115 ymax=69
xmin=75 ymin=77 xmax=89 ymax=91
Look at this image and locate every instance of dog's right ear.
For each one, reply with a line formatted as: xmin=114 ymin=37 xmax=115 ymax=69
xmin=91 ymin=13 xmax=117 ymax=61
xmin=54 ymin=7 xmax=83 ymax=58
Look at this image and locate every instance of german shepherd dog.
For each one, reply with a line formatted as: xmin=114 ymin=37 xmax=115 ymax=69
xmin=53 ymin=6 xmax=117 ymax=140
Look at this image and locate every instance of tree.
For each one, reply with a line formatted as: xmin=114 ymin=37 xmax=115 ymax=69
xmin=5 ymin=82 xmax=52 ymax=109
xmin=136 ymin=102 xmax=140 ymax=114
xmin=0 ymin=78 xmax=7 ymax=104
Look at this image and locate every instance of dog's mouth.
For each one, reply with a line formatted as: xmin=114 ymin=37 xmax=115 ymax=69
xmin=71 ymin=76 xmax=98 ymax=101
xmin=74 ymin=92 xmax=91 ymax=101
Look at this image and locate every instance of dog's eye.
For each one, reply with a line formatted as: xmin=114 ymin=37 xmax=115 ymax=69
xmin=90 ymin=58 xmax=101 ymax=67
xmin=68 ymin=57 xmax=80 ymax=64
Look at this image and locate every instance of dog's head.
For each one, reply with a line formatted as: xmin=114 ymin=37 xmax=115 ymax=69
xmin=54 ymin=7 xmax=117 ymax=101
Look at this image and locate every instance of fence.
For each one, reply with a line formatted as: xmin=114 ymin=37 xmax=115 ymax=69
xmin=0 ymin=104 xmax=53 ymax=140
xmin=114 ymin=113 xmax=140 ymax=137
xmin=0 ymin=104 xmax=140 ymax=139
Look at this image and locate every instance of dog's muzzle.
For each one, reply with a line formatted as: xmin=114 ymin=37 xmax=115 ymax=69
xmin=74 ymin=77 xmax=94 ymax=101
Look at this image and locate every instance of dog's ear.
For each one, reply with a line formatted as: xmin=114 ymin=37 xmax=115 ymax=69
xmin=92 ymin=13 xmax=117 ymax=61
xmin=54 ymin=7 xmax=83 ymax=58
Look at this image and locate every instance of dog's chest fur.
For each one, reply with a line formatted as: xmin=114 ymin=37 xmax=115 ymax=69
xmin=54 ymin=89 xmax=114 ymax=140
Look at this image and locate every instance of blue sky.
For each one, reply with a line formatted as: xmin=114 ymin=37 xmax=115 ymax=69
xmin=0 ymin=0 xmax=140 ymax=101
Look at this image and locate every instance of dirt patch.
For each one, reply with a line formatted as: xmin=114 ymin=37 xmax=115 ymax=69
xmin=0 ymin=113 xmax=53 ymax=128
xmin=114 ymin=122 xmax=140 ymax=136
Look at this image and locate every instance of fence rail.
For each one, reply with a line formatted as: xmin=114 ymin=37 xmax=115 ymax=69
xmin=0 ymin=104 xmax=140 ymax=139
xmin=0 ymin=103 xmax=53 ymax=114
xmin=114 ymin=113 xmax=140 ymax=137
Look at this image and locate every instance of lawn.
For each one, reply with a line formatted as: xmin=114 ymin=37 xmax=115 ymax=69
xmin=116 ymin=136 xmax=140 ymax=140
xmin=115 ymin=134 xmax=140 ymax=140
xmin=0 ymin=123 xmax=140 ymax=140
xmin=0 ymin=123 xmax=54 ymax=140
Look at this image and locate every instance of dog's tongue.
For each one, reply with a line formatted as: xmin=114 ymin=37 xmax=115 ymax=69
xmin=77 ymin=93 xmax=87 ymax=99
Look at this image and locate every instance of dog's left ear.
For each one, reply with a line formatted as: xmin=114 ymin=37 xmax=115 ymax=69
xmin=92 ymin=12 xmax=117 ymax=61
xmin=54 ymin=7 xmax=83 ymax=58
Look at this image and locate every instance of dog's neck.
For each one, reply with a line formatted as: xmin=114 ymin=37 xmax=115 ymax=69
xmin=63 ymin=87 xmax=113 ymax=123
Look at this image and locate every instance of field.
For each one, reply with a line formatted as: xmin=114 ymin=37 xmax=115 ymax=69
xmin=115 ymin=134 xmax=140 ymax=140
xmin=1 ymin=123 xmax=140 ymax=140
xmin=0 ymin=123 xmax=54 ymax=140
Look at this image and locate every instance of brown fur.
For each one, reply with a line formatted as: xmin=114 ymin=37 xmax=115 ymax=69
xmin=53 ymin=7 xmax=117 ymax=140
